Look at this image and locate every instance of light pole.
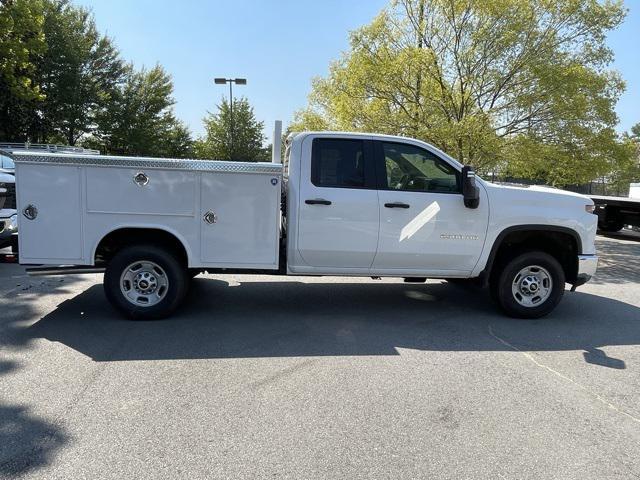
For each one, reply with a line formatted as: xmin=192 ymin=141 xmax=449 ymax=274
xmin=214 ymin=77 xmax=247 ymax=159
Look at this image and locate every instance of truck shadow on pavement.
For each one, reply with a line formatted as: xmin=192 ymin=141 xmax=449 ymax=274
xmin=12 ymin=278 xmax=640 ymax=369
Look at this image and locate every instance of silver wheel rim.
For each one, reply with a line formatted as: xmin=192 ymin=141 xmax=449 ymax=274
xmin=511 ymin=265 xmax=553 ymax=308
xmin=120 ymin=261 xmax=169 ymax=307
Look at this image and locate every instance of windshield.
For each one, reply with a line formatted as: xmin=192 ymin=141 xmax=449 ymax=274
xmin=1 ymin=154 xmax=15 ymax=170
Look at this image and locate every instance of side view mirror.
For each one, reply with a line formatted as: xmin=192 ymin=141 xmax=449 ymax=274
xmin=462 ymin=165 xmax=480 ymax=209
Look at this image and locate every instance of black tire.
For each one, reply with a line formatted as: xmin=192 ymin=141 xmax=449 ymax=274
xmin=491 ymin=251 xmax=565 ymax=319
xmin=104 ymin=244 xmax=188 ymax=320
xmin=598 ymin=221 xmax=624 ymax=233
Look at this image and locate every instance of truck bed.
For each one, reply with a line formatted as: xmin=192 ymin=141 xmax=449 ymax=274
xmin=11 ymin=151 xmax=283 ymax=268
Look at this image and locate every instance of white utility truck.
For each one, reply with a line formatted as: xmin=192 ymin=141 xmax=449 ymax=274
xmin=4 ymin=130 xmax=598 ymax=319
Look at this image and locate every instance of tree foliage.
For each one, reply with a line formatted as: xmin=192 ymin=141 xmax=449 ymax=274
xmin=291 ymin=0 xmax=629 ymax=185
xmin=36 ymin=0 xmax=126 ymax=145
xmin=0 ymin=0 xmax=46 ymax=101
xmin=0 ymin=0 xmax=194 ymax=156
xmin=195 ymin=97 xmax=269 ymax=161
xmin=0 ymin=0 xmax=46 ymax=140
xmin=90 ymin=65 xmax=193 ymax=158
xmin=605 ymin=123 xmax=640 ymax=194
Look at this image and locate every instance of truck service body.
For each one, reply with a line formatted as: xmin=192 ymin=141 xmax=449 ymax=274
xmin=4 ymin=130 xmax=598 ymax=319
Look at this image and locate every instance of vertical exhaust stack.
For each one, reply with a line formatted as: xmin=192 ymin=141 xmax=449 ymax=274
xmin=272 ymin=120 xmax=282 ymax=164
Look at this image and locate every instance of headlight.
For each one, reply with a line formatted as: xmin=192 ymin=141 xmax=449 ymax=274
xmin=585 ymin=204 xmax=596 ymax=214
xmin=0 ymin=183 xmax=6 ymax=194
xmin=7 ymin=214 xmax=17 ymax=231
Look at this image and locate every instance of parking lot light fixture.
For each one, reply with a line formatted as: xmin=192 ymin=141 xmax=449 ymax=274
xmin=214 ymin=77 xmax=247 ymax=159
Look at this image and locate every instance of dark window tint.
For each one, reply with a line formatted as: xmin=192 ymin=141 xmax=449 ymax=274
xmin=382 ymin=142 xmax=459 ymax=193
xmin=312 ymin=139 xmax=365 ymax=188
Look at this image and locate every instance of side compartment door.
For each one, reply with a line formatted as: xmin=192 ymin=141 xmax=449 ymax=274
xmin=17 ymin=164 xmax=83 ymax=262
xmin=372 ymin=141 xmax=488 ymax=274
xmin=200 ymin=171 xmax=280 ymax=268
xmin=296 ymin=137 xmax=379 ymax=269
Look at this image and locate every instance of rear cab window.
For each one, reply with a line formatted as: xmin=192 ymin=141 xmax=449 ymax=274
xmin=311 ymin=138 xmax=375 ymax=189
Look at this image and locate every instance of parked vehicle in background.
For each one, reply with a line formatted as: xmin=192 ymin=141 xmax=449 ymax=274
xmin=5 ymin=128 xmax=598 ymax=320
xmin=0 ymin=171 xmax=17 ymax=250
xmin=591 ymin=184 xmax=640 ymax=233
xmin=0 ymin=152 xmax=15 ymax=175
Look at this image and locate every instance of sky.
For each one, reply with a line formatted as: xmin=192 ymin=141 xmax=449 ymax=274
xmin=79 ymin=0 xmax=639 ymax=139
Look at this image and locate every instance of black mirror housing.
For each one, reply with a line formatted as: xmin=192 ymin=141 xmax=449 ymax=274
xmin=462 ymin=165 xmax=480 ymax=209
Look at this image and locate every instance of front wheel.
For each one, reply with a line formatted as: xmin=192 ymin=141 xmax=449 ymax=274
xmin=104 ymin=244 xmax=188 ymax=320
xmin=492 ymin=251 xmax=565 ymax=319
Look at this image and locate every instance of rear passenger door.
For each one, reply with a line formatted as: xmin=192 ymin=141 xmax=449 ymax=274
xmin=296 ymin=137 xmax=379 ymax=269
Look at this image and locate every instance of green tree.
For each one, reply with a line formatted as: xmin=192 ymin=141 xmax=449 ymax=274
xmin=0 ymin=0 xmax=46 ymax=140
xmin=291 ymin=0 xmax=628 ymax=186
xmin=605 ymin=123 xmax=640 ymax=194
xmin=0 ymin=0 xmax=126 ymax=144
xmin=90 ymin=64 xmax=193 ymax=158
xmin=34 ymin=0 xmax=126 ymax=145
xmin=195 ymin=97 xmax=269 ymax=161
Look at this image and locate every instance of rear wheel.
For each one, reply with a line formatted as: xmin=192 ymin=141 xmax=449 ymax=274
xmin=491 ymin=251 xmax=565 ymax=319
xmin=104 ymin=244 xmax=188 ymax=320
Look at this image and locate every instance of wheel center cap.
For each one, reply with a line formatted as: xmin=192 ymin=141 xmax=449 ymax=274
xmin=134 ymin=271 xmax=157 ymax=294
xmin=520 ymin=276 xmax=540 ymax=295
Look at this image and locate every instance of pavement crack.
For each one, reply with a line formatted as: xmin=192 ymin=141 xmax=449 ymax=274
xmin=488 ymin=325 xmax=640 ymax=425
xmin=249 ymin=359 xmax=317 ymax=389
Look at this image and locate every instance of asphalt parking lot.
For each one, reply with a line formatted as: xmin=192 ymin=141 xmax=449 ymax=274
xmin=1 ymin=232 xmax=639 ymax=479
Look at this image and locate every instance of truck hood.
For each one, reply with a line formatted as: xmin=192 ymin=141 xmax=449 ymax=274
xmin=484 ymin=181 xmax=592 ymax=205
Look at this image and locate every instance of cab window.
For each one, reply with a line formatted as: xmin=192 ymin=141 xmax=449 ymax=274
xmin=380 ymin=142 xmax=460 ymax=193
xmin=311 ymin=139 xmax=372 ymax=188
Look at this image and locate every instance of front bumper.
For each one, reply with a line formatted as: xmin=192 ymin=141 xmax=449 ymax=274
xmin=574 ymin=254 xmax=598 ymax=287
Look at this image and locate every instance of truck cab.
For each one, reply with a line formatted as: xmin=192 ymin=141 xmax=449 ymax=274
xmin=285 ymin=132 xmax=487 ymax=277
xmin=6 ymin=130 xmax=598 ymax=320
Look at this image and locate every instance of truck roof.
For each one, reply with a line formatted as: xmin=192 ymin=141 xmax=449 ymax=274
xmin=289 ymin=131 xmax=463 ymax=168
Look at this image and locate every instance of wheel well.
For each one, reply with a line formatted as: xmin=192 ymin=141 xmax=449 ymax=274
xmin=95 ymin=228 xmax=188 ymax=267
xmin=487 ymin=229 xmax=579 ymax=284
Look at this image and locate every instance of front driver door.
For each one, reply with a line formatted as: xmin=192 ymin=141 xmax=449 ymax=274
xmin=371 ymin=141 xmax=488 ymax=275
